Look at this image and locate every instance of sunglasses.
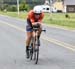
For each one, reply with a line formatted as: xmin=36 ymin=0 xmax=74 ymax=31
xmin=34 ymin=13 xmax=41 ymax=15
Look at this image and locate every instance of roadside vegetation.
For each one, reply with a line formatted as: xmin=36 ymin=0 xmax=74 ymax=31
xmin=43 ymin=13 xmax=75 ymax=29
xmin=0 ymin=11 xmax=28 ymax=19
xmin=0 ymin=11 xmax=75 ymax=29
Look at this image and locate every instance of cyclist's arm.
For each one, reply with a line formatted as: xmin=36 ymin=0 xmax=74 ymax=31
xmin=27 ymin=10 xmax=35 ymax=23
xmin=32 ymin=15 xmax=44 ymax=25
xmin=32 ymin=22 xmax=43 ymax=26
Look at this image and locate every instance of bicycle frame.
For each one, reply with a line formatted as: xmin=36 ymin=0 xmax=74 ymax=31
xmin=29 ymin=27 xmax=40 ymax=64
xmin=29 ymin=25 xmax=46 ymax=64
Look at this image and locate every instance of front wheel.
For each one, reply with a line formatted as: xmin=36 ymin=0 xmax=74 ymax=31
xmin=30 ymin=43 xmax=33 ymax=60
xmin=34 ymin=46 xmax=39 ymax=64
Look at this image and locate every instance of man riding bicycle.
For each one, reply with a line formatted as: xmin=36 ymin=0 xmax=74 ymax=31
xmin=26 ymin=6 xmax=44 ymax=58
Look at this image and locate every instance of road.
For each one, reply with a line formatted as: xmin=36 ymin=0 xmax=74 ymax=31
xmin=0 ymin=15 xmax=75 ymax=69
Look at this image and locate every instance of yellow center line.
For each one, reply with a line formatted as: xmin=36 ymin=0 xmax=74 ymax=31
xmin=0 ymin=20 xmax=75 ymax=52
xmin=41 ymin=36 xmax=75 ymax=52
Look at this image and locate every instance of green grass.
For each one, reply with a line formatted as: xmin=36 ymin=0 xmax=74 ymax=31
xmin=0 ymin=11 xmax=75 ymax=29
xmin=43 ymin=13 xmax=75 ymax=29
xmin=0 ymin=11 xmax=28 ymax=19
xmin=0 ymin=11 xmax=18 ymax=17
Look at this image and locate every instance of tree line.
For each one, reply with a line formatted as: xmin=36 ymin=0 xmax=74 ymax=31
xmin=0 ymin=0 xmax=30 ymax=12
xmin=0 ymin=0 xmax=45 ymax=12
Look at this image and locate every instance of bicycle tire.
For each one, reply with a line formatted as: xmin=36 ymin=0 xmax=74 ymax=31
xmin=34 ymin=46 xmax=39 ymax=64
xmin=30 ymin=43 xmax=33 ymax=60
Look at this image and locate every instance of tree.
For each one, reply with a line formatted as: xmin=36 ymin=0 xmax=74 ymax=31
xmin=19 ymin=1 xmax=30 ymax=11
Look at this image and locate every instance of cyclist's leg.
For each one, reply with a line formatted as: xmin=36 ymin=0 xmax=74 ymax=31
xmin=26 ymin=31 xmax=33 ymax=50
xmin=26 ymin=19 xmax=33 ymax=58
xmin=37 ymin=25 xmax=42 ymax=46
xmin=26 ymin=30 xmax=33 ymax=58
xmin=37 ymin=25 xmax=42 ymax=39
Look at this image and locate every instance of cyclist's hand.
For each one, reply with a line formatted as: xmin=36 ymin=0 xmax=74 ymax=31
xmin=32 ymin=22 xmax=41 ymax=26
xmin=32 ymin=23 xmax=37 ymax=26
xmin=32 ymin=22 xmax=41 ymax=28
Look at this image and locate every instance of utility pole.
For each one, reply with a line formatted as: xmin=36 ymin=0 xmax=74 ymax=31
xmin=49 ymin=0 xmax=52 ymax=13
xmin=49 ymin=0 xmax=53 ymax=20
xmin=17 ymin=0 xmax=19 ymax=16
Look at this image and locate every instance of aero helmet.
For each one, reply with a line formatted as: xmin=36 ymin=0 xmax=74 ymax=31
xmin=33 ymin=6 xmax=42 ymax=14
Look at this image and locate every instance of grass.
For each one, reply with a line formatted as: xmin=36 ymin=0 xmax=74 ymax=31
xmin=0 ymin=11 xmax=28 ymax=19
xmin=43 ymin=13 xmax=75 ymax=29
xmin=0 ymin=11 xmax=18 ymax=17
xmin=0 ymin=11 xmax=75 ymax=29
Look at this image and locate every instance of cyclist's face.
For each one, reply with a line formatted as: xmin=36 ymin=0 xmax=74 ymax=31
xmin=34 ymin=14 xmax=40 ymax=19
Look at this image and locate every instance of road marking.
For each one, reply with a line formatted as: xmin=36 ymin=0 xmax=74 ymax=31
xmin=41 ymin=35 xmax=75 ymax=52
xmin=0 ymin=20 xmax=75 ymax=52
xmin=0 ymin=20 xmax=25 ymax=32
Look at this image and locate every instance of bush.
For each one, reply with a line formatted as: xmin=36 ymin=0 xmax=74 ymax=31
xmin=65 ymin=14 xmax=70 ymax=18
xmin=19 ymin=3 xmax=30 ymax=11
xmin=7 ymin=5 xmax=17 ymax=12
xmin=0 ymin=4 xmax=8 ymax=11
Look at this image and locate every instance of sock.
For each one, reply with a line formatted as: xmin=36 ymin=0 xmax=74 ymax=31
xmin=37 ymin=35 xmax=40 ymax=40
xmin=26 ymin=46 xmax=29 ymax=51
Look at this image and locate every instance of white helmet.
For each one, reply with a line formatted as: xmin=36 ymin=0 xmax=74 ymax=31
xmin=33 ymin=6 xmax=42 ymax=14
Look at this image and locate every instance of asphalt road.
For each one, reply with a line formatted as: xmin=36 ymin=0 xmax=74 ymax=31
xmin=0 ymin=15 xmax=75 ymax=69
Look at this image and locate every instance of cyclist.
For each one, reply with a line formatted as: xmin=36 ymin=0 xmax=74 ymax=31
xmin=26 ymin=6 xmax=44 ymax=58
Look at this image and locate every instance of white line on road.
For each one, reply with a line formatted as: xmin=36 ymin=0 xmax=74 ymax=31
xmin=0 ymin=20 xmax=25 ymax=32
